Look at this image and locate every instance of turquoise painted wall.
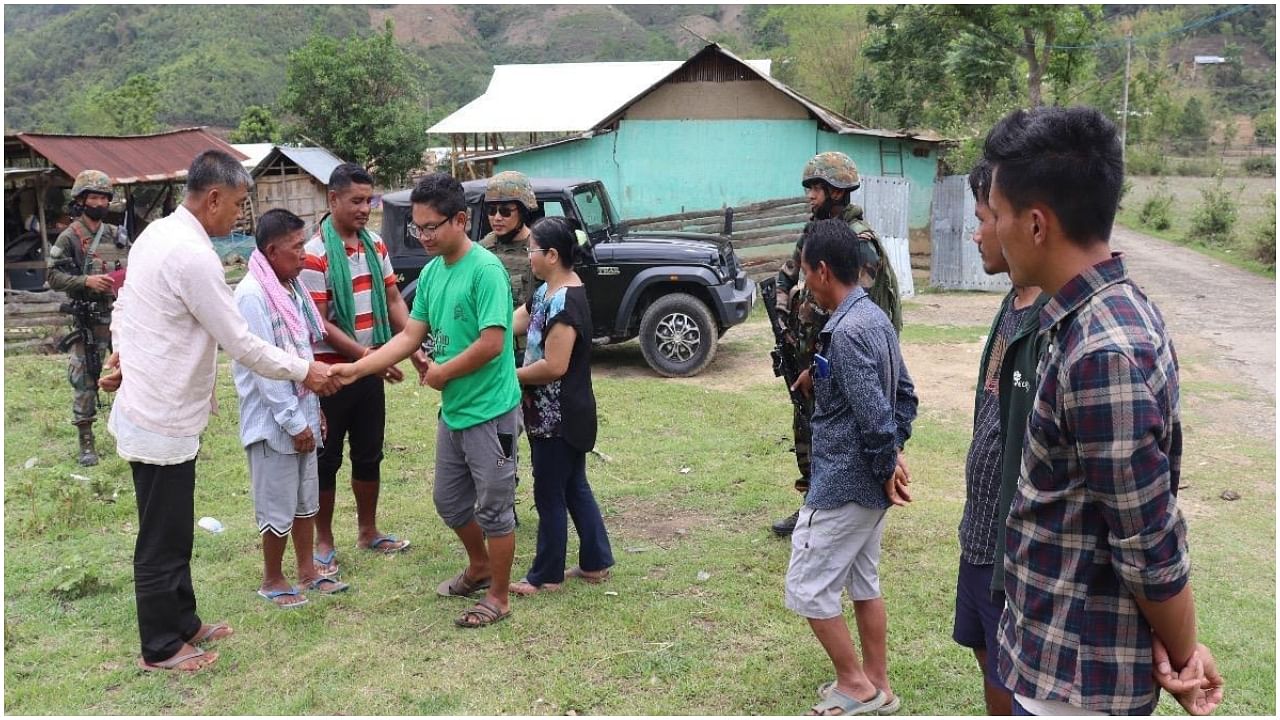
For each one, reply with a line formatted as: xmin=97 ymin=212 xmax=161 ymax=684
xmin=496 ymin=118 xmax=937 ymax=232
xmin=818 ymin=132 xmax=937 ymax=234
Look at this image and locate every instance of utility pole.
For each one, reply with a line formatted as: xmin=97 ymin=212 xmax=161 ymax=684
xmin=1120 ymin=31 xmax=1133 ymax=169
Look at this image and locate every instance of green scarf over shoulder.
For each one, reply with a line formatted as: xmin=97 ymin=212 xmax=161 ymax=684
xmin=321 ymin=217 xmax=392 ymax=345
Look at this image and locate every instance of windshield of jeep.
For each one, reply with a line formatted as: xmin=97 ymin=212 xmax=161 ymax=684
xmin=571 ymin=185 xmax=618 ymax=241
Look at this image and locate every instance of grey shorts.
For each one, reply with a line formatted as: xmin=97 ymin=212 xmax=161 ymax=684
xmin=247 ymin=441 xmax=319 ymax=537
xmin=433 ymin=406 xmax=520 ymax=536
xmin=784 ymin=501 xmax=888 ymax=619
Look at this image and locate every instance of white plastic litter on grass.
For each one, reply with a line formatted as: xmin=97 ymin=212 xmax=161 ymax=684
xmin=197 ymin=517 xmax=225 ymax=533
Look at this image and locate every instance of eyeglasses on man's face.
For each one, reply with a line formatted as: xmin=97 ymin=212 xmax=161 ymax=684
xmin=486 ymin=203 xmax=518 ymax=218
xmin=408 ymin=215 xmax=456 ymax=240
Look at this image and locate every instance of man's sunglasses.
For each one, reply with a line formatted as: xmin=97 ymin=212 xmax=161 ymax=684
xmin=486 ymin=204 xmax=518 ymax=218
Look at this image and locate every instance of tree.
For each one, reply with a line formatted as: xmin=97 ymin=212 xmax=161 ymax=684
xmin=866 ymin=5 xmax=1101 ymax=112
xmin=110 ymin=74 xmax=164 ymax=134
xmin=229 ymin=105 xmax=282 ymax=144
xmin=1179 ymin=97 xmax=1208 ymax=141
xmin=281 ymin=22 xmax=429 ymax=185
xmin=743 ymin=7 xmax=880 ymax=123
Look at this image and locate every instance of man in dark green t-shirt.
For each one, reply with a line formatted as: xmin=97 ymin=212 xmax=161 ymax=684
xmin=331 ymin=173 xmax=522 ymax=629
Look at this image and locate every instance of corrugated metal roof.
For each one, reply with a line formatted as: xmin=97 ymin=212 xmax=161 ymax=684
xmin=277 ymin=146 xmax=345 ymax=183
xmin=238 ymin=144 xmax=346 ymax=182
xmin=428 ymin=56 xmax=772 ymax=135
xmin=231 ymin=142 xmax=274 ymax=170
xmin=429 ymin=44 xmax=941 ymax=143
xmin=11 ymin=128 xmax=246 ymax=185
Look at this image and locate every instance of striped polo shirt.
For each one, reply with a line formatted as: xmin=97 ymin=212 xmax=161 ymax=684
xmin=300 ymin=230 xmax=396 ymax=364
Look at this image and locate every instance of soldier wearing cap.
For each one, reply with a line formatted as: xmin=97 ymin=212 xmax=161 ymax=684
xmin=48 ymin=169 xmax=126 ymax=466
xmin=480 ymin=171 xmax=539 ymax=312
xmin=770 ymin=152 xmax=903 ymax=536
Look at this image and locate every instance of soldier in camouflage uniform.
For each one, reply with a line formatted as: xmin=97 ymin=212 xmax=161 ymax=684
xmin=480 ymin=171 xmax=539 ymax=312
xmin=47 ymin=169 xmax=125 ymax=466
xmin=479 ymin=170 xmax=541 ymax=526
xmin=770 ymin=152 xmax=903 ymax=535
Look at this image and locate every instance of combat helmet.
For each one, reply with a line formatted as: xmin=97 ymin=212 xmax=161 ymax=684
xmin=71 ymin=169 xmax=114 ymax=199
xmin=802 ymin=152 xmax=860 ymax=191
xmin=484 ymin=171 xmax=537 ymax=211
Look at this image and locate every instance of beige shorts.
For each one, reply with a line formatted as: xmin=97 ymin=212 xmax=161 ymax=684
xmin=784 ymin=501 xmax=887 ymax=619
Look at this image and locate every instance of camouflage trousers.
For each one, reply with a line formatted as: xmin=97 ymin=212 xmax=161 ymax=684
xmin=791 ymin=390 xmax=813 ymax=494
xmin=67 ymin=325 xmax=110 ymax=425
xmin=786 ymin=286 xmax=825 ymax=496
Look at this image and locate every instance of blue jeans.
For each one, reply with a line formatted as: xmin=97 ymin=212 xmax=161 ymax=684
xmin=524 ymin=436 xmax=614 ymax=586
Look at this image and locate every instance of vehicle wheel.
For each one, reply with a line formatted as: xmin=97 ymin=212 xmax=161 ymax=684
xmin=638 ymin=292 xmax=719 ymax=378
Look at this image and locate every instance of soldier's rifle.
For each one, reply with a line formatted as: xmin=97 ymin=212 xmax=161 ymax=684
xmin=758 ymin=276 xmax=805 ymax=412
xmin=58 ymin=299 xmax=108 ymax=406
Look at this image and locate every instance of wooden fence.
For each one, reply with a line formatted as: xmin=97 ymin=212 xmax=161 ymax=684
xmin=5 ymin=288 xmax=70 ymax=354
xmin=626 ymin=176 xmax=915 ymax=297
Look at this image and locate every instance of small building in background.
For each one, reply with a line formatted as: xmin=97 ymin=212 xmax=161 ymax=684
xmin=4 ymin=127 xmax=246 ymax=288
xmin=241 ymin=144 xmax=346 ymax=234
xmin=429 ymin=43 xmax=944 ymax=253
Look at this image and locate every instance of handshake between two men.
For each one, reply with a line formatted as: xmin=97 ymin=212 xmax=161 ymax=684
xmin=96 ymin=351 xmax=435 ymax=399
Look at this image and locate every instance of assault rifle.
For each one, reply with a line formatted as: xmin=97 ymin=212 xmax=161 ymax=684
xmin=58 ymin=299 xmax=108 ymax=405
xmin=758 ymin=276 xmax=805 ymax=412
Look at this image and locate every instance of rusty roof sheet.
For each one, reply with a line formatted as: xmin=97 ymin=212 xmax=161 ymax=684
xmin=10 ymin=128 xmax=247 ymax=185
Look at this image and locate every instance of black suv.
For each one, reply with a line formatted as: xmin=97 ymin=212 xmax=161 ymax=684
xmin=381 ymin=178 xmax=756 ymax=377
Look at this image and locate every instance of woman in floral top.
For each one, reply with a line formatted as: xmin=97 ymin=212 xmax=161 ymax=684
xmin=509 ymin=217 xmax=614 ymax=595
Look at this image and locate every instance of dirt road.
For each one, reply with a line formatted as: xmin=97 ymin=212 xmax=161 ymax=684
xmin=1112 ymin=225 xmax=1276 ymax=402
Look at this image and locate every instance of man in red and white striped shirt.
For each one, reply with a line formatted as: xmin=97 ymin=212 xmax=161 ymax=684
xmin=300 ymin=163 xmax=428 ymax=575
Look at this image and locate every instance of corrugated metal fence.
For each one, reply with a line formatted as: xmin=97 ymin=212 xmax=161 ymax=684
xmin=853 ymin=177 xmax=914 ymax=299
xmin=930 ymin=174 xmax=1011 ymax=292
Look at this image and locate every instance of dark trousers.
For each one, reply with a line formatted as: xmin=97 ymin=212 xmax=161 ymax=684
xmin=131 ymin=460 xmax=202 ymax=663
xmin=525 ymin=436 xmax=614 ymax=586
xmin=318 ymin=374 xmax=385 ymax=489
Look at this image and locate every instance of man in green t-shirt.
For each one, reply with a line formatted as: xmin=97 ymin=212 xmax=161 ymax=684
xmin=331 ymin=173 xmax=522 ymax=629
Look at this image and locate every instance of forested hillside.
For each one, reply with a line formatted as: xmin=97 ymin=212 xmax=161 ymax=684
xmin=3 ymin=4 xmax=747 ymax=132
xmin=4 ymin=4 xmax=1275 ymax=169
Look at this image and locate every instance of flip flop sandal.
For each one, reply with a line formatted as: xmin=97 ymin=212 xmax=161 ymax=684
xmin=257 ymin=587 xmax=308 ymax=609
xmin=436 ymin=569 xmax=492 ymax=598
xmin=818 ymin=683 xmax=901 ymax=716
xmin=190 ymin=621 xmax=233 ymax=645
xmin=454 ymin=599 xmax=512 ymax=629
xmin=566 ymin=566 xmax=611 ymax=584
xmin=137 ymin=646 xmax=217 ymax=673
xmin=306 ymin=576 xmax=350 ymax=595
xmin=364 ymin=535 xmax=411 ymax=554
xmin=875 ymin=695 xmax=902 ymax=715
xmin=808 ymin=688 xmax=885 ymax=716
xmin=509 ymin=578 xmax=562 ymax=596
xmin=313 ymin=548 xmax=339 ymax=578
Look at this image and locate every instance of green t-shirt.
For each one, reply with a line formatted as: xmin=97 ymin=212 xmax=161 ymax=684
xmin=410 ymin=243 xmax=521 ymax=430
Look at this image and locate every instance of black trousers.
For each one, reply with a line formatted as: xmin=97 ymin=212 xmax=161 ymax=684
xmin=318 ymin=373 xmax=386 ymax=490
xmin=131 ymin=460 xmax=202 ymax=663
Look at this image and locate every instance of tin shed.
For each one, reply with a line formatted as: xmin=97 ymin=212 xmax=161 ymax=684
xmin=246 ymin=145 xmax=346 ymax=232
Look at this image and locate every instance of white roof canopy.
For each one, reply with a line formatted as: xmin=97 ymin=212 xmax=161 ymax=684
xmin=429 ymin=58 xmax=772 ymax=135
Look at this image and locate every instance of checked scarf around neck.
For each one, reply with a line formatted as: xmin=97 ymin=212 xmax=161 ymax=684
xmin=321 ymin=216 xmax=392 ymax=346
xmin=247 ymin=249 xmax=326 ymax=398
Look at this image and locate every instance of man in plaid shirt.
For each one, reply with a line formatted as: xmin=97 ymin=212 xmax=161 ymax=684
xmin=982 ymin=106 xmax=1224 ymax=716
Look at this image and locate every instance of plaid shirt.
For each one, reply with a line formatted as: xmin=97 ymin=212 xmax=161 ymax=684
xmin=997 ymin=254 xmax=1188 ymax=715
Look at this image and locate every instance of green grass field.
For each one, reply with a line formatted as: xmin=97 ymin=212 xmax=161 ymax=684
xmin=1117 ymin=175 xmax=1276 ymax=278
xmin=3 ymin=308 xmax=1274 ymax=715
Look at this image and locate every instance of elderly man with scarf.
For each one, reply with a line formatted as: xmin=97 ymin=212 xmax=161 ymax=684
xmin=234 ymin=208 xmax=351 ymax=608
xmin=301 ymin=163 xmax=426 ymax=575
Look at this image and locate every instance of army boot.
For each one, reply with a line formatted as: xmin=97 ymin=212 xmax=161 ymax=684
xmin=76 ymin=424 xmax=99 ymax=467
xmin=771 ymin=509 xmax=800 ymax=536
